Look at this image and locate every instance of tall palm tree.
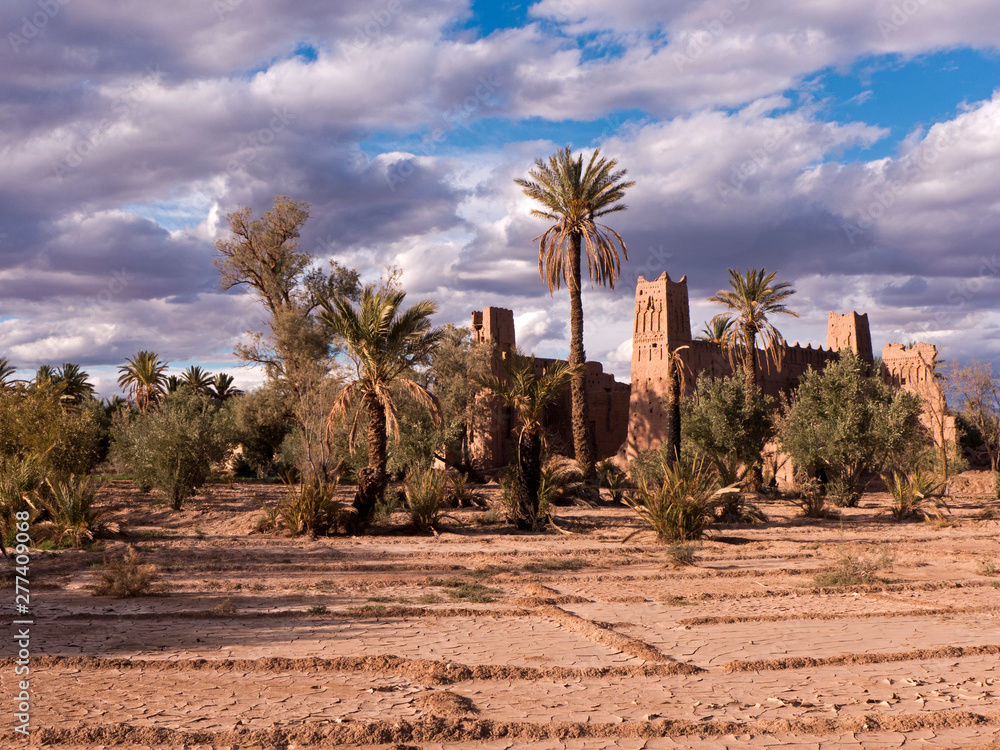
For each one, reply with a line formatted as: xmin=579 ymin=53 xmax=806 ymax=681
xmin=180 ymin=365 xmax=214 ymax=393
xmin=664 ymin=345 xmax=690 ymax=468
xmin=708 ymin=268 xmax=798 ymax=403
xmin=696 ymin=315 xmax=735 ymax=344
xmin=209 ymin=373 xmax=243 ymax=401
xmin=117 ymin=351 xmax=169 ymax=411
xmin=319 ymin=286 xmax=444 ymax=530
xmin=478 ymin=352 xmax=578 ymax=530
xmin=55 ymin=363 xmax=95 ymax=406
xmin=515 ymin=146 xmax=634 ymax=479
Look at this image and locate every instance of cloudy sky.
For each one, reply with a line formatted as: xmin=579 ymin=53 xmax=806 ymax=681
xmin=2 ymin=0 xmax=1000 ymax=396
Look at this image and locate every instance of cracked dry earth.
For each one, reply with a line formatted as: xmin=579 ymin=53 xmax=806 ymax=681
xmin=4 ymin=474 xmax=1000 ymax=749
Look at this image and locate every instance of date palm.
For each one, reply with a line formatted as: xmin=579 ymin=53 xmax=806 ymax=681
xmin=696 ymin=315 xmax=734 ymax=344
xmin=117 ymin=351 xmax=168 ymax=411
xmin=180 ymin=365 xmax=214 ymax=393
xmin=478 ymin=352 xmax=578 ymax=530
xmin=708 ymin=268 xmax=798 ymax=403
xmin=319 ymin=286 xmax=444 ymax=530
xmin=0 ymin=358 xmax=16 ymax=389
xmin=55 ymin=363 xmax=95 ymax=406
xmin=209 ymin=373 xmax=242 ymax=401
xmin=515 ymin=146 xmax=634 ymax=479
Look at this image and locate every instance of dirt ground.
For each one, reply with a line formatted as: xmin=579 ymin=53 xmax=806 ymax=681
xmin=4 ymin=471 xmax=1000 ymax=749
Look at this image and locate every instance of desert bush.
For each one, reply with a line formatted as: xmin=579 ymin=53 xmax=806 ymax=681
xmin=994 ymin=470 xmax=1000 ymax=499
xmin=446 ymin=471 xmax=479 ymax=507
xmin=403 ymin=467 xmax=452 ymax=533
xmin=110 ymin=387 xmax=235 ymax=510
xmin=813 ymin=544 xmax=894 ymax=587
xmin=597 ymin=458 xmax=629 ymax=503
xmin=272 ymin=476 xmax=352 ymax=536
xmin=92 ymin=546 xmax=160 ymax=597
xmin=789 ymin=474 xmax=833 ymax=518
xmin=33 ymin=475 xmax=119 ymax=548
xmin=976 ymin=558 xmax=998 ymax=577
xmin=624 ymin=453 xmax=733 ymax=541
xmin=0 ymin=454 xmax=45 ymax=549
xmin=667 ymin=542 xmax=699 ymax=566
xmin=882 ymin=470 xmax=946 ymax=522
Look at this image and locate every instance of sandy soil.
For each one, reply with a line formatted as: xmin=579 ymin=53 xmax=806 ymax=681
xmin=3 ymin=472 xmax=1000 ymax=749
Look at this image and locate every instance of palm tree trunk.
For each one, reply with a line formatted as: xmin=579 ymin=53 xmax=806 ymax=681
xmin=742 ymin=321 xmax=763 ymax=490
xmin=568 ymin=234 xmax=594 ymax=479
xmin=665 ymin=356 xmax=681 ymax=468
xmin=517 ymin=425 xmax=542 ymax=530
xmin=353 ymin=392 xmax=388 ymax=530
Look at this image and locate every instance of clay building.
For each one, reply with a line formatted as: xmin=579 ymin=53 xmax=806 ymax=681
xmin=470 ymin=271 xmax=950 ymax=470
xmin=469 ymin=306 xmax=631 ymax=471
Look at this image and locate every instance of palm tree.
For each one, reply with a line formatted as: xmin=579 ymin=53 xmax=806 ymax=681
xmin=0 ymin=358 xmax=17 ymax=389
xmin=708 ymin=268 xmax=798 ymax=403
xmin=663 ymin=346 xmax=690 ymax=468
xmin=515 ymin=146 xmax=634 ymax=479
xmin=117 ymin=351 xmax=168 ymax=411
xmin=478 ymin=352 xmax=578 ymax=530
xmin=696 ymin=315 xmax=735 ymax=344
xmin=209 ymin=373 xmax=242 ymax=401
xmin=180 ymin=365 xmax=214 ymax=393
xmin=55 ymin=363 xmax=95 ymax=406
xmin=319 ymin=286 xmax=444 ymax=530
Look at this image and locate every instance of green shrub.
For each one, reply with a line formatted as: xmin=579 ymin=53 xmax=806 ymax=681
xmin=0 ymin=454 xmax=45 ymax=548
xmin=403 ymin=468 xmax=451 ymax=533
xmin=110 ymin=387 xmax=235 ymax=510
xmin=790 ymin=475 xmax=833 ymax=518
xmin=883 ymin=470 xmax=946 ymax=522
xmin=264 ymin=476 xmax=352 ymax=536
xmin=814 ymin=544 xmax=894 ymax=587
xmin=446 ymin=471 xmax=478 ymax=507
xmin=667 ymin=542 xmax=698 ymax=566
xmin=33 ymin=475 xmax=119 ymax=547
xmin=624 ymin=453 xmax=731 ymax=541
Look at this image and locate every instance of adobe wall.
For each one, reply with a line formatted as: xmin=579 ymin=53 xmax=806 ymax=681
xmin=882 ymin=342 xmax=956 ymax=445
xmin=469 ymin=307 xmax=631 ymax=471
xmin=625 ymin=272 xmax=850 ymax=458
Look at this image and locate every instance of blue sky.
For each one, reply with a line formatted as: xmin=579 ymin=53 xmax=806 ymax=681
xmin=2 ymin=0 xmax=1000 ymax=396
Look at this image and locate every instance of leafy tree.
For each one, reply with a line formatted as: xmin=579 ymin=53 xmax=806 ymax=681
xmin=110 ymin=387 xmax=235 ymax=510
xmin=515 ymin=147 xmax=634 ymax=479
xmin=682 ymin=374 xmax=776 ymax=487
xmin=708 ymin=268 xmax=798 ymax=403
xmin=478 ymin=352 xmax=577 ymax=530
xmin=780 ymin=351 xmax=926 ymax=506
xmin=213 ymin=195 xmax=360 ymax=481
xmin=947 ymin=359 xmax=999 ymax=471
xmin=663 ymin=345 xmax=689 ymax=468
xmin=118 ymin=351 xmax=168 ymax=411
xmin=231 ymin=386 xmax=292 ymax=478
xmin=0 ymin=385 xmax=103 ymax=479
xmin=319 ymin=286 xmax=443 ymax=530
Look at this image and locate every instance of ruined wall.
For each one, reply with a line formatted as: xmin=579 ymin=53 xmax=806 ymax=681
xmin=625 ymin=272 xmax=870 ymax=458
xmin=882 ymin=342 xmax=956 ymax=445
xmin=469 ymin=307 xmax=631 ymax=471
